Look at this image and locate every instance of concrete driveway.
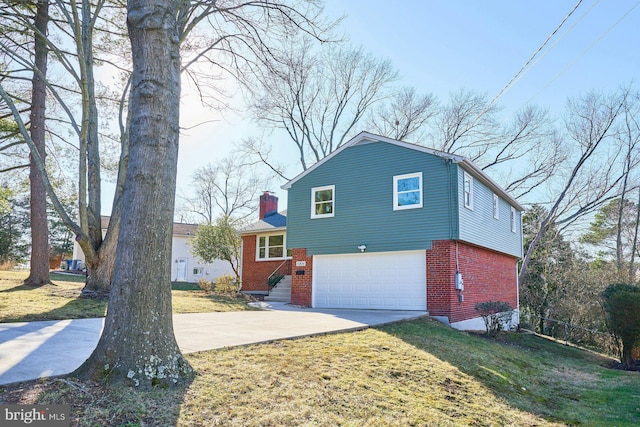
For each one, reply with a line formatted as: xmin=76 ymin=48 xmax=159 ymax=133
xmin=0 ymin=303 xmax=426 ymax=386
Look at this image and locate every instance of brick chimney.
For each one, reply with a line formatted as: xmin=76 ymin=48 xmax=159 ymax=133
xmin=259 ymin=191 xmax=278 ymax=220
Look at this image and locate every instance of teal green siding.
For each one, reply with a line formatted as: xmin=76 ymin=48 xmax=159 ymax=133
xmin=287 ymin=142 xmax=459 ymax=255
xmin=457 ymin=167 xmax=523 ymax=257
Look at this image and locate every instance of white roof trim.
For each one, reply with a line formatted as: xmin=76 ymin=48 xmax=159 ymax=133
xmin=281 ymin=131 xmax=524 ymax=212
xmin=239 ymin=225 xmax=286 ymax=236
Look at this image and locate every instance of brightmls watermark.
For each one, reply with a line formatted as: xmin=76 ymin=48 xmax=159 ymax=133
xmin=1 ymin=405 xmax=69 ymax=426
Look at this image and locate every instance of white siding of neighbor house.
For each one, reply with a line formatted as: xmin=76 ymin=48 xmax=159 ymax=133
xmin=170 ymin=235 xmax=234 ymax=282
xmin=72 ymin=233 xmax=234 ymax=283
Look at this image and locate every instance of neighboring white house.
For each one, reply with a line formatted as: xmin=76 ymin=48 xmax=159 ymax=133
xmin=71 ymin=216 xmax=234 ymax=283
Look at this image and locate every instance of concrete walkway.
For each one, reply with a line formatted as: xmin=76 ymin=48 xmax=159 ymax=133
xmin=0 ymin=303 xmax=426 ymax=386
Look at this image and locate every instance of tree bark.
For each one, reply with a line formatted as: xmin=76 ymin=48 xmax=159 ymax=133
xmin=24 ymin=0 xmax=50 ymax=287
xmin=74 ymin=0 xmax=192 ymax=387
xmin=630 ymin=187 xmax=640 ymax=281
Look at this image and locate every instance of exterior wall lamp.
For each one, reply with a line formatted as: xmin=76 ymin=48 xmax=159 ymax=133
xmin=357 ymin=244 xmax=367 ymax=252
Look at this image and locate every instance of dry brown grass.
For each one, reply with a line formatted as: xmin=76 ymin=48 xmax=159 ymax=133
xmin=0 ymin=270 xmax=258 ymax=323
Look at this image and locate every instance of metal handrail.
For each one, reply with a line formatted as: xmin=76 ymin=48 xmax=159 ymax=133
xmin=267 ymin=259 xmax=292 ymax=290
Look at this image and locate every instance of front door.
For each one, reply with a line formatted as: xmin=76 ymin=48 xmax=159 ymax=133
xmin=176 ymin=258 xmax=187 ymax=282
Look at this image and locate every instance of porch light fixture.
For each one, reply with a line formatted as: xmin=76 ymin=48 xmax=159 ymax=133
xmin=357 ymin=244 xmax=367 ymax=252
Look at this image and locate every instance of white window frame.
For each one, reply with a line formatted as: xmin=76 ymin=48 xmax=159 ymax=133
xmin=256 ymin=232 xmax=288 ymax=261
xmin=193 ymin=267 xmax=203 ymax=276
xmin=393 ymin=172 xmax=423 ymax=211
xmin=463 ymin=172 xmax=474 ymax=210
xmin=311 ymin=185 xmax=335 ymax=219
xmin=510 ymin=207 xmax=517 ymax=233
xmin=493 ymin=194 xmax=500 ymax=220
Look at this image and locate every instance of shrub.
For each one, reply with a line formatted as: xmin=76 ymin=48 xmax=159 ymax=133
xmin=475 ymin=300 xmax=514 ymax=337
xmin=214 ymin=274 xmax=238 ymax=294
xmin=197 ymin=278 xmax=214 ymax=293
xmin=601 ymin=283 xmax=640 ymax=369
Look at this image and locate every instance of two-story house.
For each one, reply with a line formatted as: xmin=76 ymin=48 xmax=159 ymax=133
xmin=241 ymin=132 xmax=524 ymax=330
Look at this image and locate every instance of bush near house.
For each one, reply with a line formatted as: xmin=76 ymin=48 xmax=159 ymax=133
xmin=475 ymin=300 xmax=514 ymax=337
xmin=213 ymin=273 xmax=238 ymax=294
xmin=197 ymin=278 xmax=214 ymax=293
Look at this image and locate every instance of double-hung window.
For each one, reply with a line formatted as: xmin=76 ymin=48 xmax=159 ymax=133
xmin=510 ymin=207 xmax=517 ymax=233
xmin=463 ymin=172 xmax=474 ymax=210
xmin=393 ymin=172 xmax=423 ymax=210
xmin=311 ymin=185 xmax=335 ymax=218
xmin=257 ymin=234 xmax=286 ymax=260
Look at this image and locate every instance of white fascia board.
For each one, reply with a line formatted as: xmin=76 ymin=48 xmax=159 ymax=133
xmin=238 ymin=225 xmax=286 ymax=236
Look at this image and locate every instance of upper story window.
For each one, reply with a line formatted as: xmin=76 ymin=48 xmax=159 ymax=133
xmin=463 ymin=172 xmax=474 ymax=210
xmin=393 ymin=172 xmax=423 ymax=210
xmin=493 ymin=194 xmax=500 ymax=219
xmin=311 ymin=185 xmax=335 ymax=218
xmin=257 ymin=233 xmax=286 ymax=260
xmin=510 ymin=207 xmax=517 ymax=233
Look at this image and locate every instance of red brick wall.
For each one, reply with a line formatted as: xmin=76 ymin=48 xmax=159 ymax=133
xmin=291 ymin=248 xmax=313 ymax=306
xmin=286 ymin=242 xmax=517 ymax=317
xmin=240 ymin=235 xmax=280 ymax=292
xmin=426 ymin=240 xmax=518 ymax=324
xmin=425 ymin=241 xmax=457 ymax=318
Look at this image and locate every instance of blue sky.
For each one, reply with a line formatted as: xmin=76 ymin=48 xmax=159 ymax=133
xmin=322 ymin=0 xmax=638 ymax=114
xmin=169 ymin=1 xmax=640 ymax=218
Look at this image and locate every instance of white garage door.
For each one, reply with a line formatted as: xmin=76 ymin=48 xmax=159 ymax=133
xmin=313 ymin=251 xmax=426 ymax=310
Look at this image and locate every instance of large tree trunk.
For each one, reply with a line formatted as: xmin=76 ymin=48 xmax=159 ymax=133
xmin=74 ymin=0 xmax=192 ymax=387
xmin=82 ymin=236 xmax=116 ymax=296
xmin=24 ymin=0 xmax=50 ymax=287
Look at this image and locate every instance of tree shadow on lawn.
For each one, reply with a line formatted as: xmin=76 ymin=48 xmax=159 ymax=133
xmin=1 ymin=371 xmax=194 ymax=426
xmin=0 ymin=297 xmax=107 ymax=323
xmin=0 ymin=283 xmax=49 ymax=293
xmin=379 ymin=317 xmax=640 ymax=427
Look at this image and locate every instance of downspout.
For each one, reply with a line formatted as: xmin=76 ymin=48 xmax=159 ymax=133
xmin=239 ymin=237 xmax=244 ymax=292
xmin=449 ymin=159 xmax=464 ymax=303
xmin=516 ymin=209 xmax=524 ymax=326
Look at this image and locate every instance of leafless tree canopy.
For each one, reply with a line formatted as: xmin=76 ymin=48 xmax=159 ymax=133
xmin=179 ymin=155 xmax=272 ymax=224
xmin=247 ymin=40 xmax=398 ymax=171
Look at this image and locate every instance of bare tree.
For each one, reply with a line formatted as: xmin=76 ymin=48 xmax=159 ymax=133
xmin=518 ymin=89 xmax=632 ymax=285
xmin=180 ymin=155 xmax=271 ymax=224
xmin=74 ymin=0 xmax=192 ymax=388
xmin=70 ymin=0 xmax=333 ymax=387
xmin=2 ymin=0 xmax=333 ymax=295
xmin=24 ymin=0 xmax=50 ymax=286
xmin=245 ymin=40 xmax=397 ymax=174
xmin=0 ymin=0 xmax=128 ymax=294
xmin=366 ymin=86 xmax=437 ymax=142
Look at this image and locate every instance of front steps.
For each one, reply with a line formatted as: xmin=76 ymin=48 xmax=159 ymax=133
xmin=264 ymin=275 xmax=291 ymax=303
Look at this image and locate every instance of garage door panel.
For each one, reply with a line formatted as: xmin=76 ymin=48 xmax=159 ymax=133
xmin=314 ymin=251 xmax=426 ymax=310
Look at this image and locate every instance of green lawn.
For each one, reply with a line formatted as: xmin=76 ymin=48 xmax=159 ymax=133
xmin=0 ymin=270 xmax=258 ymax=323
xmin=1 ymin=317 xmax=637 ymax=426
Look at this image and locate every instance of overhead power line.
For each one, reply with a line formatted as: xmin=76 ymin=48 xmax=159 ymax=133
xmin=462 ymin=0 xmax=584 ymax=132
xmin=521 ymin=0 xmax=640 ymax=108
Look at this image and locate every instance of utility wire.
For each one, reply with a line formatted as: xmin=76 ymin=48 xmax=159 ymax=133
xmin=520 ymin=0 xmax=640 ymax=109
xmin=461 ymin=0 xmax=584 ymax=133
xmin=505 ymin=0 xmax=600 ymax=96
